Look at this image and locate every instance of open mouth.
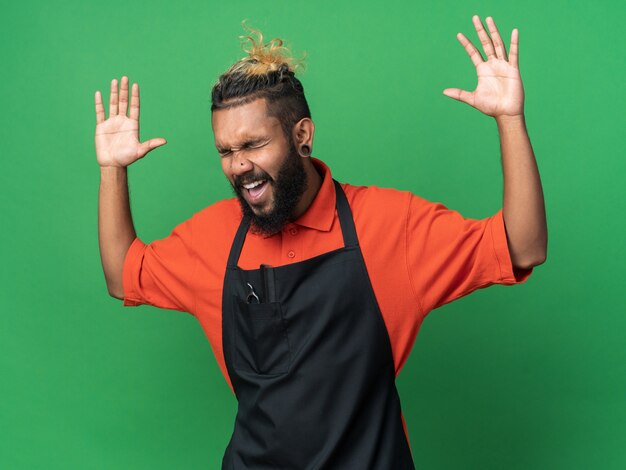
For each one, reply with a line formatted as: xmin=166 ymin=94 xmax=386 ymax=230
xmin=243 ymin=179 xmax=269 ymax=202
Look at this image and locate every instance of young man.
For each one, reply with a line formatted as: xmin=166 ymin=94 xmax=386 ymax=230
xmin=96 ymin=16 xmax=546 ymax=469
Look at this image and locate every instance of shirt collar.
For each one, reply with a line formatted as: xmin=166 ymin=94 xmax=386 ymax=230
xmin=292 ymin=157 xmax=335 ymax=232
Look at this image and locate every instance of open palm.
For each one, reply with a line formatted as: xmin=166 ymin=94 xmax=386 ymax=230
xmin=443 ymin=16 xmax=524 ymax=118
xmin=94 ymin=77 xmax=166 ymax=168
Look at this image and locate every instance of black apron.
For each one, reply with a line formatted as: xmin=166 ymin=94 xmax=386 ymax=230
xmin=221 ymin=180 xmax=415 ymax=469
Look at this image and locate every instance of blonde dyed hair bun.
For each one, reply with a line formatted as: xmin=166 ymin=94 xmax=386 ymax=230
xmin=228 ymin=22 xmax=305 ymax=77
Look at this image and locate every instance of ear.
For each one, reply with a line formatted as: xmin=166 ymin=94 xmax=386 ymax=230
xmin=292 ymin=118 xmax=315 ymax=149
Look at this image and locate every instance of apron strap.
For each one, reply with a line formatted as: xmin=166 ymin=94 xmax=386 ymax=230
xmin=332 ymin=179 xmax=359 ymax=248
xmin=227 ymin=214 xmax=251 ymax=268
xmin=226 ymin=178 xmax=359 ymax=267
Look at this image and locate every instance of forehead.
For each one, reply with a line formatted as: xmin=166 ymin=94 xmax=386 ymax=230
xmin=212 ymin=98 xmax=282 ymax=146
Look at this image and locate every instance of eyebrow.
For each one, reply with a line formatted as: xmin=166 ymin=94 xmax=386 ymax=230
xmin=215 ymin=137 xmax=268 ymax=154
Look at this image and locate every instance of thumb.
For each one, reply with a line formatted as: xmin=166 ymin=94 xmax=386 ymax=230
xmin=137 ymin=138 xmax=167 ymax=158
xmin=443 ymin=88 xmax=473 ymax=105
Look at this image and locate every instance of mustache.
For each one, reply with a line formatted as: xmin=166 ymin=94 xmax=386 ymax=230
xmin=233 ymin=170 xmax=273 ymax=189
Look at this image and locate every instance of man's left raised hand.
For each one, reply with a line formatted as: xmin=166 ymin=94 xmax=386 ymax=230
xmin=443 ymin=15 xmax=524 ymax=119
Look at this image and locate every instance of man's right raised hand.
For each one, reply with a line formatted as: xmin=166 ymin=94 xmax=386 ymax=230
xmin=94 ymin=76 xmax=166 ymax=168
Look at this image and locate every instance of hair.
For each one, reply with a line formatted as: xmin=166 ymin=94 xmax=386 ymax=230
xmin=211 ymin=23 xmax=311 ymax=139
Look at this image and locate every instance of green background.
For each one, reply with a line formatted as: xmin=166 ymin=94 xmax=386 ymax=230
xmin=2 ymin=0 xmax=624 ymax=468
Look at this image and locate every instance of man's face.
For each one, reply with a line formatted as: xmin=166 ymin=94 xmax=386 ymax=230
xmin=212 ymin=98 xmax=307 ymax=235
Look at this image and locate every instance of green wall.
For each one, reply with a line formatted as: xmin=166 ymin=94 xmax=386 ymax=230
xmin=2 ymin=0 xmax=624 ymax=468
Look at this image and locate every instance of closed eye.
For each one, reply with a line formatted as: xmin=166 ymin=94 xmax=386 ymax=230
xmin=217 ymin=139 xmax=269 ymax=157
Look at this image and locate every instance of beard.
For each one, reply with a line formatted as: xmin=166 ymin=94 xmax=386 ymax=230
xmin=231 ymin=140 xmax=308 ymax=236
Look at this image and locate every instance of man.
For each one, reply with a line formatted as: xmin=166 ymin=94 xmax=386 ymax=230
xmin=96 ymin=16 xmax=546 ymax=469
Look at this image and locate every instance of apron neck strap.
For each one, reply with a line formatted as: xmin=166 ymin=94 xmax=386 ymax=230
xmin=333 ymin=179 xmax=358 ymax=248
xmin=227 ymin=179 xmax=358 ymax=267
xmin=228 ymin=213 xmax=251 ymax=268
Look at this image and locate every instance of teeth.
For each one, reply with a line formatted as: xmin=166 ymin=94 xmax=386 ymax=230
xmin=243 ymin=180 xmax=266 ymax=190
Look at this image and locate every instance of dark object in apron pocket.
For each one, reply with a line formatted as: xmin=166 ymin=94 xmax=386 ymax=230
xmin=233 ymin=296 xmax=291 ymax=375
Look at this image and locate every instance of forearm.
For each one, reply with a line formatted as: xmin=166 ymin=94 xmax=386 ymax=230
xmin=98 ymin=166 xmax=137 ymax=298
xmin=496 ymin=114 xmax=547 ymax=268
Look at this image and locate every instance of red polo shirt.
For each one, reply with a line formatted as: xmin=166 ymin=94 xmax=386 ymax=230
xmin=123 ymin=156 xmax=532 ymax=392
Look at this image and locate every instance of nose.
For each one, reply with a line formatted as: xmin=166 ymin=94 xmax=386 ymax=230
xmin=229 ymin=151 xmax=254 ymax=176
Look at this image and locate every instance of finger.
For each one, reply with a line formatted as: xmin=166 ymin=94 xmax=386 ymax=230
xmin=443 ymin=88 xmax=475 ymax=107
xmin=109 ymin=78 xmax=118 ymax=116
xmin=119 ymin=76 xmax=129 ymax=116
xmin=129 ymin=83 xmax=140 ymax=121
xmin=137 ymin=138 xmax=167 ymax=158
xmin=457 ymin=32 xmax=484 ymax=68
xmin=486 ymin=16 xmax=507 ymax=61
xmin=510 ymin=28 xmax=519 ymax=68
xmin=95 ymin=91 xmax=105 ymax=124
xmin=472 ymin=15 xmax=497 ymax=60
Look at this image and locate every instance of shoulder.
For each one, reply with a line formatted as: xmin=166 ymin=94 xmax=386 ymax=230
xmin=193 ymin=197 xmax=241 ymax=221
xmin=337 ymin=182 xmax=416 ymax=249
xmin=191 ymin=197 xmax=243 ymax=240
xmin=340 ymin=182 xmax=414 ymax=221
xmin=338 ymin=181 xmax=452 ymax=241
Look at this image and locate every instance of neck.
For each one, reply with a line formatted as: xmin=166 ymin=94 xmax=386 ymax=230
xmin=292 ymin=158 xmax=322 ymax=220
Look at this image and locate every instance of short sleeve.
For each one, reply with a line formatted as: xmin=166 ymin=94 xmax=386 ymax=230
xmin=122 ymin=217 xmax=196 ymax=314
xmin=406 ymin=195 xmax=532 ymax=317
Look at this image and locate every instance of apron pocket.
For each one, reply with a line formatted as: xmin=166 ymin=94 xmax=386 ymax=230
xmin=233 ymin=296 xmax=291 ymax=375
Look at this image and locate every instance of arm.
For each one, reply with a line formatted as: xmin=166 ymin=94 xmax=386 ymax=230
xmin=98 ymin=166 xmax=136 ymax=299
xmin=497 ymin=114 xmax=546 ymax=268
xmin=94 ymin=76 xmax=167 ymax=298
xmin=443 ymin=15 xmax=547 ymax=269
